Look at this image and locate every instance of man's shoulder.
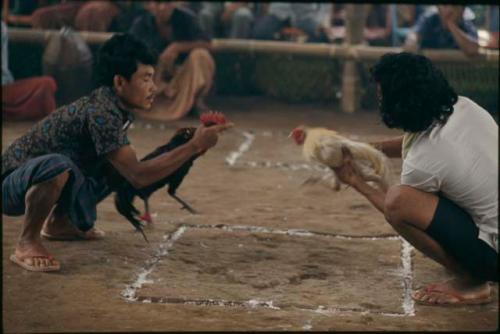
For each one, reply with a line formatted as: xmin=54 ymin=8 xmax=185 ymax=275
xmin=454 ymin=96 xmax=487 ymax=117
xmin=85 ymin=86 xmax=124 ymax=115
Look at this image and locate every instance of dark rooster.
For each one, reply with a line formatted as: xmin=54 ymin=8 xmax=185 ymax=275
xmin=108 ymin=111 xmax=228 ymax=242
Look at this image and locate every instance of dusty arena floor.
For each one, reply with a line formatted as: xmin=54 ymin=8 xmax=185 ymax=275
xmin=2 ymin=96 xmax=498 ymax=332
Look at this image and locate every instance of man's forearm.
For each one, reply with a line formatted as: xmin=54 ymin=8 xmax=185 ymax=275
xmin=403 ymin=32 xmax=420 ymax=52
xmin=447 ymin=21 xmax=479 ymax=57
xmin=176 ymin=41 xmax=212 ymax=53
xmin=134 ymin=143 xmax=199 ymax=188
xmin=369 ymin=136 xmax=403 ymax=158
xmin=353 ymin=180 xmax=386 ymax=214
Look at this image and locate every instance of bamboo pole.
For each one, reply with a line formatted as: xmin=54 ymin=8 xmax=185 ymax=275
xmin=7 ymin=27 xmax=113 ymax=45
xmin=2 ymin=0 xmax=8 ymax=22
xmin=211 ymin=38 xmax=352 ymax=58
xmin=7 ymin=27 xmax=498 ymax=63
xmin=341 ymin=4 xmax=369 ymax=113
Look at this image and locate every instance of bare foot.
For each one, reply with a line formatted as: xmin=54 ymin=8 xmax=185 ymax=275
xmin=12 ymin=240 xmax=60 ymax=272
xmin=412 ymin=278 xmax=492 ymax=306
xmin=42 ymin=214 xmax=105 ymax=241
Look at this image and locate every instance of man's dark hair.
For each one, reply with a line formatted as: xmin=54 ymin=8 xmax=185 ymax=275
xmin=96 ymin=33 xmax=157 ymax=87
xmin=370 ymin=52 xmax=458 ymax=132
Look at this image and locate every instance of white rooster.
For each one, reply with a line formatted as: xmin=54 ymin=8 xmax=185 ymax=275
xmin=289 ymin=125 xmax=391 ymax=191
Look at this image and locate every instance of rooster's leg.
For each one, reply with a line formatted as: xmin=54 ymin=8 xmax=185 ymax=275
xmin=169 ymin=193 xmax=198 ymax=214
xmin=139 ymin=199 xmax=154 ymax=224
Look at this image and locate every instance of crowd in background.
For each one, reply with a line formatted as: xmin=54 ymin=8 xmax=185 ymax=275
xmin=1 ymin=1 xmax=499 ymax=121
xmin=3 ymin=1 xmax=499 ymax=49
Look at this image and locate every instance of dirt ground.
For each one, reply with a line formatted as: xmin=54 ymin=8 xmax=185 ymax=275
xmin=2 ymin=96 xmax=498 ymax=332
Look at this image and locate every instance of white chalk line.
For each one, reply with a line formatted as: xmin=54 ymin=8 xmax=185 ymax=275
xmin=136 ymin=296 xmax=280 ymax=310
xmin=121 ymin=226 xmax=187 ymax=302
xmin=122 ymin=128 xmax=413 ymax=325
xmin=400 ymin=238 xmax=415 ymax=316
xmin=235 ymin=159 xmax=329 ymax=172
xmin=128 ymin=121 xmax=168 ymax=131
xmin=304 ymin=238 xmax=415 ymax=318
xmin=182 ymin=222 xmax=399 ymax=241
xmin=225 ymin=131 xmax=255 ymax=166
xmin=122 ymin=222 xmax=413 ymax=318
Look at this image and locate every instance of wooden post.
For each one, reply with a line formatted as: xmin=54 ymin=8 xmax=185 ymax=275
xmin=2 ymin=0 xmax=9 ymax=22
xmin=341 ymin=4 xmax=368 ymax=113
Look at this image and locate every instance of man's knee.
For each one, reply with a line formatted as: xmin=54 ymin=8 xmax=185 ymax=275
xmin=31 ymin=170 xmax=70 ymax=195
xmin=31 ymin=153 xmax=74 ymax=192
xmin=25 ymin=170 xmax=69 ymax=210
xmin=50 ymin=170 xmax=70 ymax=190
xmin=187 ymin=48 xmax=215 ymax=70
xmin=189 ymin=48 xmax=212 ymax=59
xmin=384 ymin=185 xmax=413 ymax=226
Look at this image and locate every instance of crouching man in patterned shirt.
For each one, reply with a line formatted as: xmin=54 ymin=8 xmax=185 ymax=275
xmin=2 ymin=33 xmax=232 ymax=272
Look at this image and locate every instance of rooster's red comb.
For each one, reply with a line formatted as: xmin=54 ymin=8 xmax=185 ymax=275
xmin=200 ymin=111 xmax=227 ymax=126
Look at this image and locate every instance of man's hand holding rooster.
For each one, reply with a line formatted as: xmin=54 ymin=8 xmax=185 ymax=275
xmin=331 ymin=146 xmax=364 ymax=189
xmin=190 ymin=122 xmax=234 ymax=154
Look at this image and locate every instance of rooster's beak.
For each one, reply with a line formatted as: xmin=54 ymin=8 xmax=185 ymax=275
xmin=287 ymin=131 xmax=293 ymax=138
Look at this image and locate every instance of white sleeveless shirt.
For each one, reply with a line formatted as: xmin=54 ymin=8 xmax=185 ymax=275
xmin=401 ymin=96 xmax=498 ymax=252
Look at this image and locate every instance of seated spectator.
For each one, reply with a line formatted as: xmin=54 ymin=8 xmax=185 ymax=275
xmin=108 ymin=2 xmax=148 ymax=33
xmin=73 ymin=1 xmax=121 ymax=32
xmin=252 ymin=2 xmax=331 ymax=43
xmin=348 ymin=4 xmax=424 ymax=47
xmin=322 ymin=4 xmax=345 ymax=43
xmin=388 ymin=5 xmax=429 ymax=46
xmin=2 ymin=0 xmax=40 ymax=26
xmin=199 ymin=2 xmax=255 ymax=39
xmin=31 ymin=1 xmax=84 ymax=29
xmin=2 ymin=21 xmax=57 ymax=121
xmin=485 ymin=5 xmax=498 ymax=49
xmin=129 ymin=1 xmax=214 ymax=121
xmin=404 ymin=5 xmax=479 ymax=56
xmin=364 ymin=4 xmax=391 ymax=46
xmin=31 ymin=1 xmax=126 ymax=32
xmin=5 ymin=0 xmax=40 ymax=16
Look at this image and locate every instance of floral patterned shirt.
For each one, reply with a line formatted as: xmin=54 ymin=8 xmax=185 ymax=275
xmin=2 ymin=86 xmax=134 ymax=178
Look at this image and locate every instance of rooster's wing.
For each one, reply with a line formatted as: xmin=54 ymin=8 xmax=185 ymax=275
xmin=314 ymin=135 xmax=346 ymax=168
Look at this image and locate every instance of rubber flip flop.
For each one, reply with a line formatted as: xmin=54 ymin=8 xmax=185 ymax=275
xmin=412 ymin=288 xmax=492 ymax=306
xmin=41 ymin=228 xmax=105 ymax=241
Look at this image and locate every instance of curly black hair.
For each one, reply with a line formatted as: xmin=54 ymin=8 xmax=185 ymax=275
xmin=370 ymin=52 xmax=458 ymax=133
xmin=96 ymin=33 xmax=157 ymax=87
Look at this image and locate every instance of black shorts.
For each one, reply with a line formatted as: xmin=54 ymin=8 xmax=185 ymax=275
xmin=426 ymin=196 xmax=498 ymax=282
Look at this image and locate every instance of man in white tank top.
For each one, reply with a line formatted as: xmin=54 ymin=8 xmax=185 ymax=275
xmin=332 ymin=52 xmax=498 ymax=306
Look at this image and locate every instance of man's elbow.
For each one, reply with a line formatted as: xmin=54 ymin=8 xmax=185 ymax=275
xmin=127 ymin=172 xmax=149 ymax=190
xmin=202 ymin=40 xmax=213 ymax=50
xmin=462 ymin=45 xmax=480 ymax=57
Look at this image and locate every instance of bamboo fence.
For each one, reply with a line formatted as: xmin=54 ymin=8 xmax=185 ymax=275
xmin=7 ymin=26 xmax=499 ymax=112
xmin=8 ymin=27 xmax=498 ymax=62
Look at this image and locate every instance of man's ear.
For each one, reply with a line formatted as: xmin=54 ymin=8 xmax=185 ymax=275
xmin=113 ymin=75 xmax=126 ymax=93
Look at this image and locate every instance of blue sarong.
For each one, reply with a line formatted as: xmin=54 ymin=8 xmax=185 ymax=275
xmin=2 ymin=153 xmax=111 ymax=231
